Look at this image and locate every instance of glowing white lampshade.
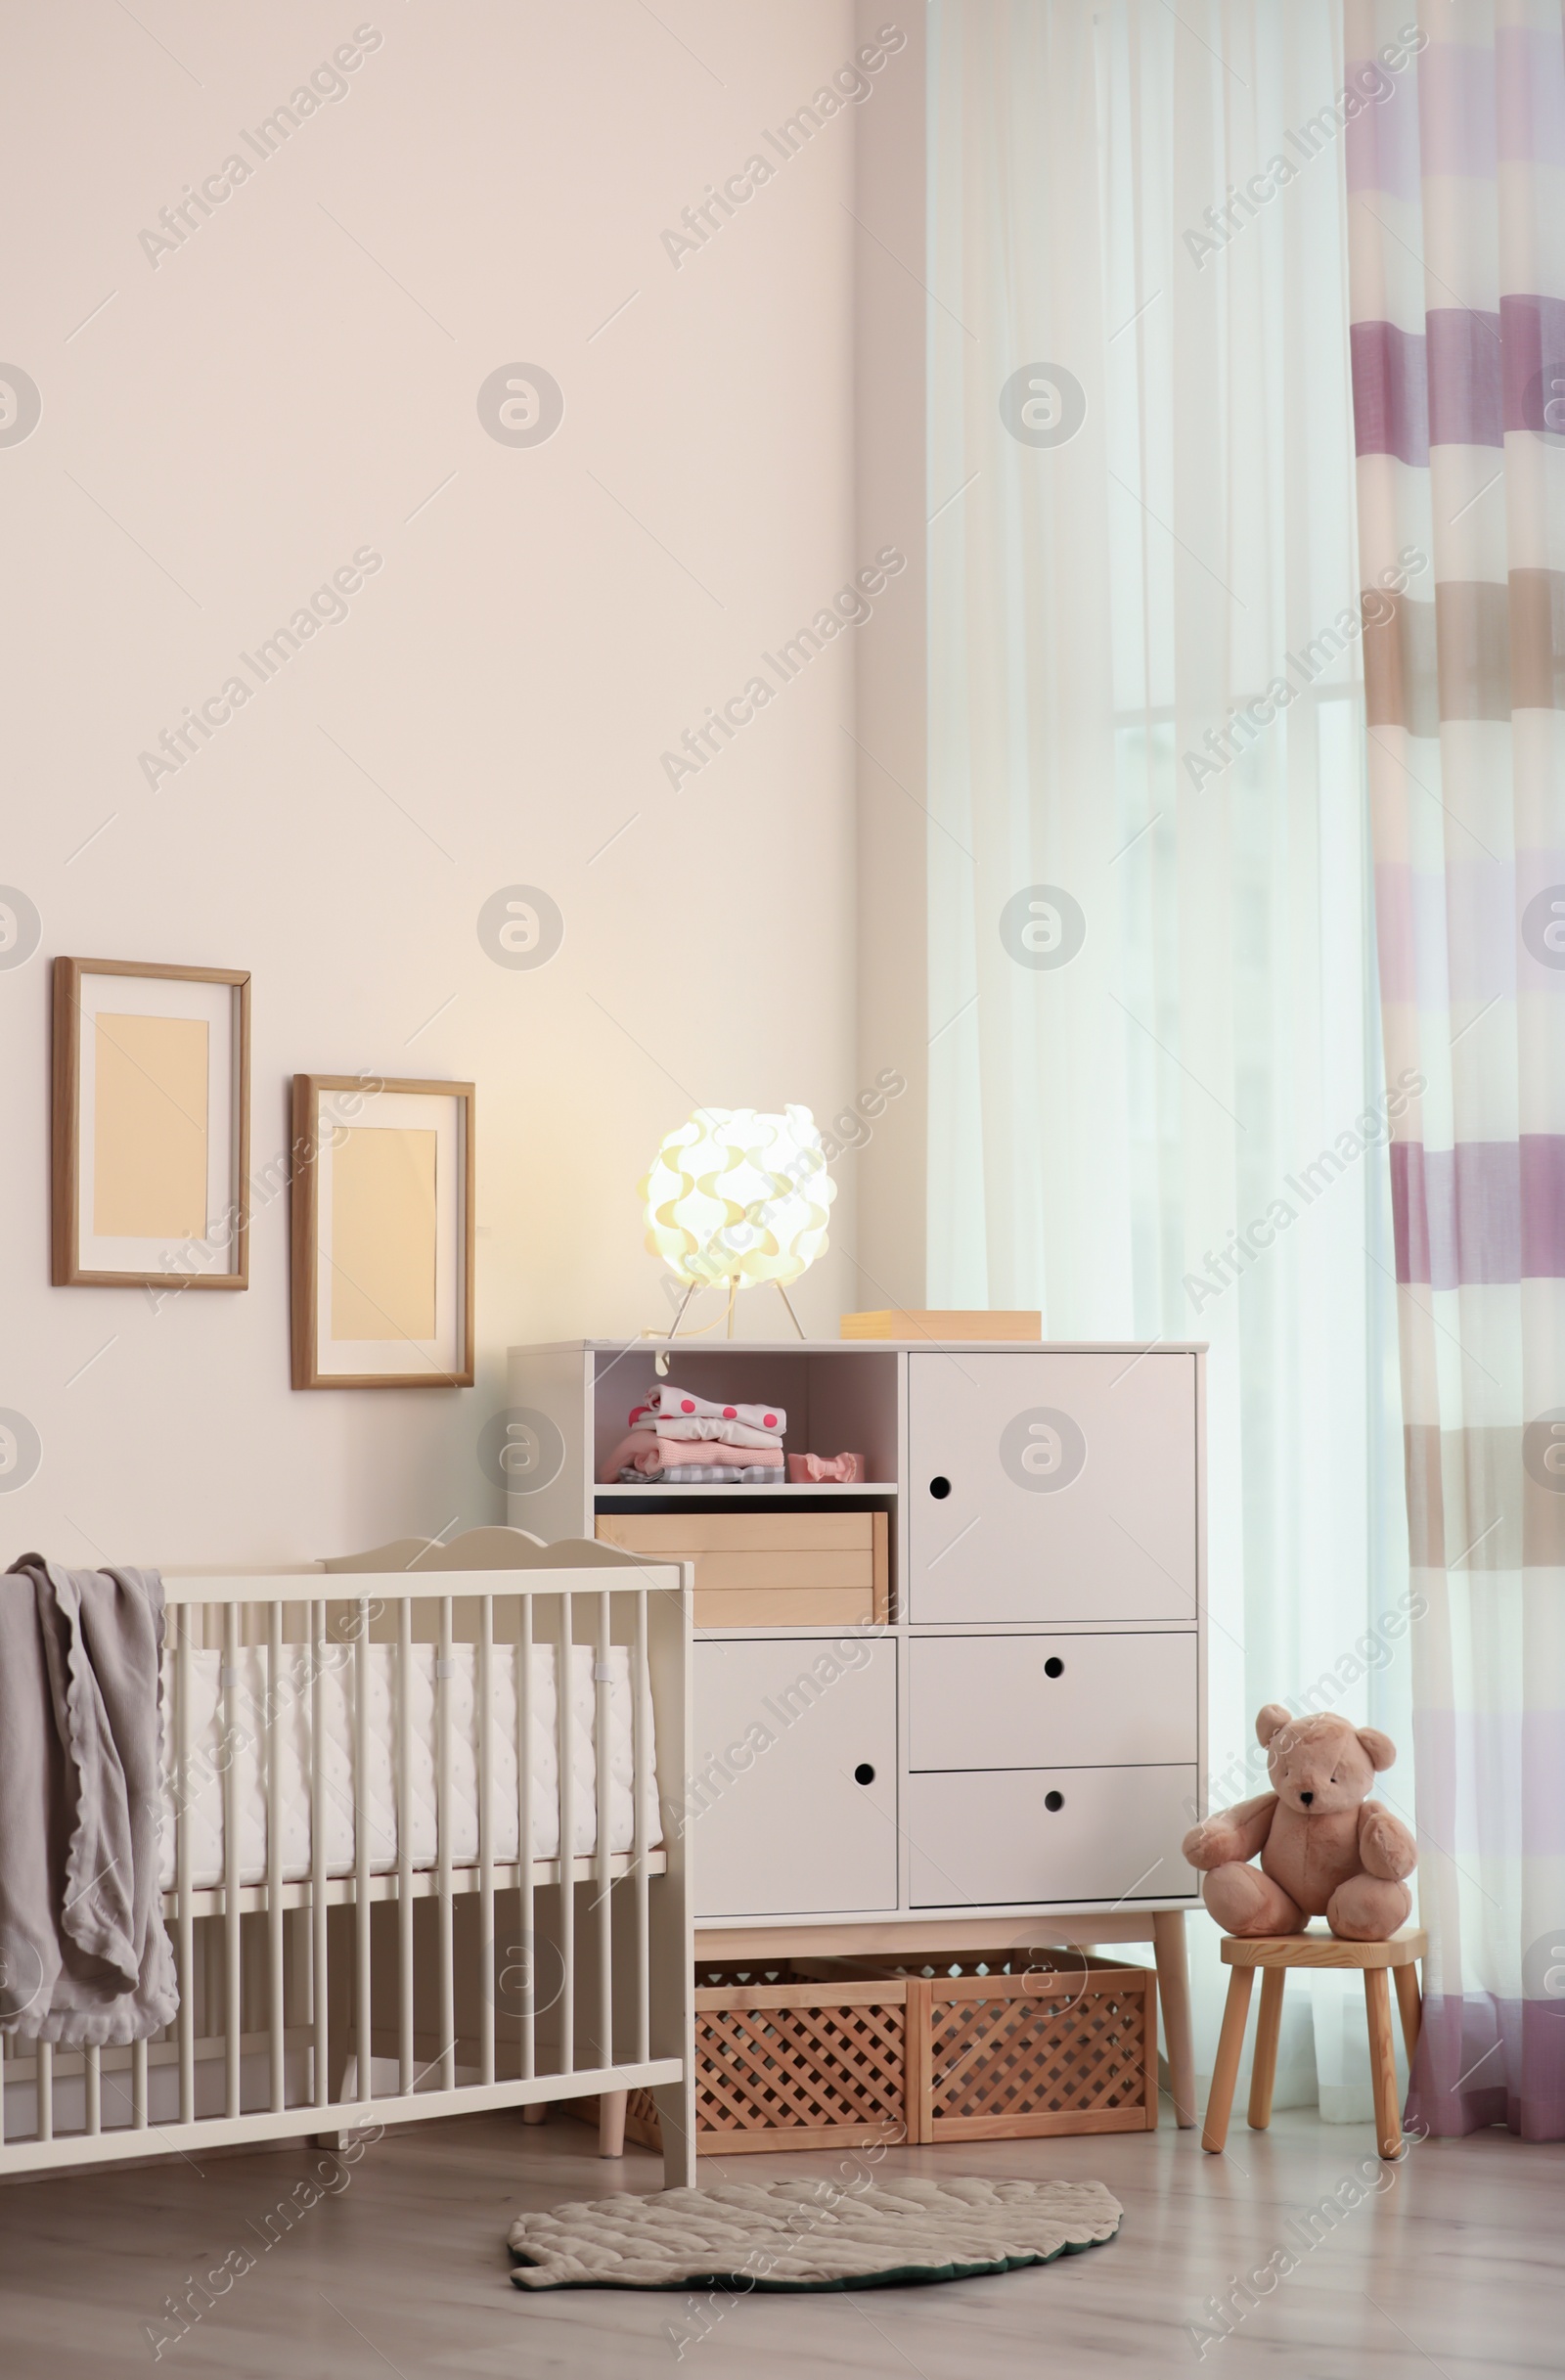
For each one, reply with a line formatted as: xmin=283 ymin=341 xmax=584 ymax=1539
xmin=641 ymin=1106 xmax=836 ymax=1288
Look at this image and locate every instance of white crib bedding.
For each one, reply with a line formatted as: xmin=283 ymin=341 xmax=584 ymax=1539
xmin=159 ymin=1641 xmax=661 ymax=1892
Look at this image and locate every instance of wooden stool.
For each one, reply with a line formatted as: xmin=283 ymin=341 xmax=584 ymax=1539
xmin=1201 ymin=1927 xmax=1425 ymax=2161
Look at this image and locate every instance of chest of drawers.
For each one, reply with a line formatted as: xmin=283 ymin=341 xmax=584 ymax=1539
xmin=507 ymin=1337 xmax=1206 ymax=1929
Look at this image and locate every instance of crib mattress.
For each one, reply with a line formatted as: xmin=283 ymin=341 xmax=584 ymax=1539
xmin=160 ymin=1641 xmax=661 ymax=1891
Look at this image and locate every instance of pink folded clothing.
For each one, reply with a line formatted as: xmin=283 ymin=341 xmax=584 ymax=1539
xmin=637 ymin=1384 xmax=786 ymax=1436
xmin=635 ymin=1412 xmax=781 ymax=1451
xmin=601 ymin=1430 xmax=660 ymax=1481
xmin=599 ymin=1429 xmax=784 ymax=1483
xmin=785 ymin=1452 xmax=866 ymax=1483
xmin=659 ymin=1436 xmax=781 ymax=1468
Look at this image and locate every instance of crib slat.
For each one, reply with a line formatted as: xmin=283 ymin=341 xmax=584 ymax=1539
xmin=311 ymin=1598 xmax=329 ymax=2108
xmin=266 ymin=1601 xmax=285 ymax=2114
xmin=84 ymin=2044 xmax=101 ymax=2136
xmin=223 ymin=1603 xmax=242 ymax=2119
xmin=0 ymin=2026 xmax=6 ymax=2145
xmin=437 ymin=1594 xmax=455 ymax=2092
xmin=632 ymin=1590 xmax=650 ymax=2065
xmin=478 ymin=1594 xmax=494 ymax=2088
xmin=594 ymin=1592 xmax=613 ymax=2073
xmin=36 ymin=2043 xmax=52 ymax=2142
xmin=176 ymin=1611 xmax=194 ymax=2125
xmin=397 ymin=1596 xmax=414 ymax=2097
xmin=354 ymin=1596 xmax=372 ymax=2105
xmin=556 ymin=1590 xmax=574 ymax=2077
xmin=132 ymin=2037 xmax=148 ymax=2130
xmin=516 ymin=1594 xmax=534 ymax=2082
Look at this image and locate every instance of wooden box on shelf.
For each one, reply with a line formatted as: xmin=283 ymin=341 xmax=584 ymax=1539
xmin=595 ymin=1509 xmax=889 ymax=1630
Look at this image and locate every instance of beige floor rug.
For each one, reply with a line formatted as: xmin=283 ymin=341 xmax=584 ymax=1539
xmin=508 ymin=2174 xmax=1122 ymax=2291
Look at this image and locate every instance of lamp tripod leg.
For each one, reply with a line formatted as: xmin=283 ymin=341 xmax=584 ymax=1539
xmin=775 ymin=1280 xmax=806 ymax=1339
xmin=647 ymin=1280 xmax=699 ymax=1366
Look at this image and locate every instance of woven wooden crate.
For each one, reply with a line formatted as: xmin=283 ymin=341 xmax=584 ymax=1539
xmin=572 ymin=1961 xmax=913 ymax=2154
xmin=900 ymin=1953 xmax=1158 ymax=2141
xmin=576 ymin=1953 xmax=1155 ymax=2152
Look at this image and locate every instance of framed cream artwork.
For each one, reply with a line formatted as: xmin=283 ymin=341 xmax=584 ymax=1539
xmin=290 ymin=1074 xmax=474 ymax=1389
xmin=51 ymin=957 xmax=251 ymax=1289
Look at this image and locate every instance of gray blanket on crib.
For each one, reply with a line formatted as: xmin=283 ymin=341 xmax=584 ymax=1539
xmin=0 ymin=1556 xmax=178 ymax=2044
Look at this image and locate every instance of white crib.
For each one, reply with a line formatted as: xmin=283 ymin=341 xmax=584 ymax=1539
xmin=0 ymin=1529 xmax=695 ymax=2185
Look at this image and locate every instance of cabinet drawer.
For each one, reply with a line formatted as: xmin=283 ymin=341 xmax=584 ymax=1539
xmin=599 ymin=1510 xmax=888 ymax=1629
xmin=908 ymin=1634 xmax=1196 ymax=1771
xmin=905 ymin=1766 xmax=1198 ymax=1908
xmin=907 ymin=1350 xmax=1196 ymax=1624
xmin=689 ymin=1638 xmax=897 ymax=1917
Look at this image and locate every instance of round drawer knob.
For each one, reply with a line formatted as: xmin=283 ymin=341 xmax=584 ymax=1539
xmin=929 ymin=1476 xmax=952 ymax=1500
xmin=1044 ymin=1790 xmax=1065 ymax=1813
xmin=1044 ymin=1656 xmax=1064 ymax=1680
xmin=854 ymin=1763 xmax=875 ymax=1786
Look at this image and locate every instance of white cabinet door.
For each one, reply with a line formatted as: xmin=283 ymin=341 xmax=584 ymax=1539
xmin=907 ymin=1351 xmax=1197 ymax=1623
xmin=688 ymin=1639 xmax=897 ymax=1918
xmin=904 ymin=1766 xmax=1198 ymax=1908
xmin=907 ymin=1633 xmax=1197 ymax=1771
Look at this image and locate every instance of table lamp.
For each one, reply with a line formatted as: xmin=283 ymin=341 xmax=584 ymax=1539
xmin=640 ymin=1104 xmax=836 ymax=1341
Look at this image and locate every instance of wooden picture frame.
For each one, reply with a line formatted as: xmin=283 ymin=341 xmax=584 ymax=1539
xmin=51 ymin=957 xmax=251 ymax=1289
xmin=290 ymin=1073 xmax=474 ymax=1390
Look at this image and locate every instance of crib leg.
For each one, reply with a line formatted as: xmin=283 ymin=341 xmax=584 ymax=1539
xmin=313 ymin=2044 xmax=355 ymax=2147
xmin=652 ymin=2075 xmax=698 ymax=2189
xmin=599 ymin=2090 xmax=628 ymax=2157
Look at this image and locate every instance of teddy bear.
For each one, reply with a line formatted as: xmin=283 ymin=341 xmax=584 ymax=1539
xmin=1181 ymin=1704 xmax=1417 ymax=1940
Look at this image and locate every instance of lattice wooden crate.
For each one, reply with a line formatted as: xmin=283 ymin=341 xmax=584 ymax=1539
xmin=790 ymin=1951 xmax=1157 ymax=2141
xmin=572 ymin=1962 xmax=913 ymax=2155
xmin=908 ymin=1953 xmax=1157 ymax=2141
xmin=575 ymin=1953 xmax=1155 ymax=2152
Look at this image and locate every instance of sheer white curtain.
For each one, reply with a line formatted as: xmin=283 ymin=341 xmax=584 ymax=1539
xmin=926 ymin=0 xmax=1411 ymax=2110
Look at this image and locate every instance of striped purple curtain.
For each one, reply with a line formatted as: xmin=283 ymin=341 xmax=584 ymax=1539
xmin=1346 ymin=1 xmax=1565 ymax=2139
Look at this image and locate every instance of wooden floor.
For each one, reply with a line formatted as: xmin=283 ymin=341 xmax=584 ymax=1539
xmin=0 ymin=2098 xmax=1559 ymax=2378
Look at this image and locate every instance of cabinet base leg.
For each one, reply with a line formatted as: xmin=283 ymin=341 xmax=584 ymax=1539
xmin=1153 ymin=1909 xmax=1197 ymax=2129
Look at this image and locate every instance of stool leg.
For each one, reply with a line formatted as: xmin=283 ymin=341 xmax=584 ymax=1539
xmin=1393 ymin=1964 xmax=1421 ymax=2066
xmin=1247 ymin=1968 xmax=1286 ymax=2131
xmin=1364 ymin=1968 xmax=1402 ymax=2159
xmin=1202 ymin=1966 xmax=1254 ymax=2154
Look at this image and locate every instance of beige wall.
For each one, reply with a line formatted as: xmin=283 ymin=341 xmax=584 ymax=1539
xmin=0 ymin=1 xmax=924 ymax=1564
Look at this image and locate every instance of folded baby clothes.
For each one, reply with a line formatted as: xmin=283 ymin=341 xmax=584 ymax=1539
xmin=633 ymin=1410 xmax=781 ymax=1451
xmin=601 ymin=1430 xmax=661 ymax=1482
xmin=600 ymin=1429 xmax=786 ymax=1484
xmin=659 ymin=1437 xmax=782 ymax=1469
xmin=659 ymin=1463 xmax=782 ymax=1484
xmin=638 ymin=1384 xmax=785 ymax=1437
